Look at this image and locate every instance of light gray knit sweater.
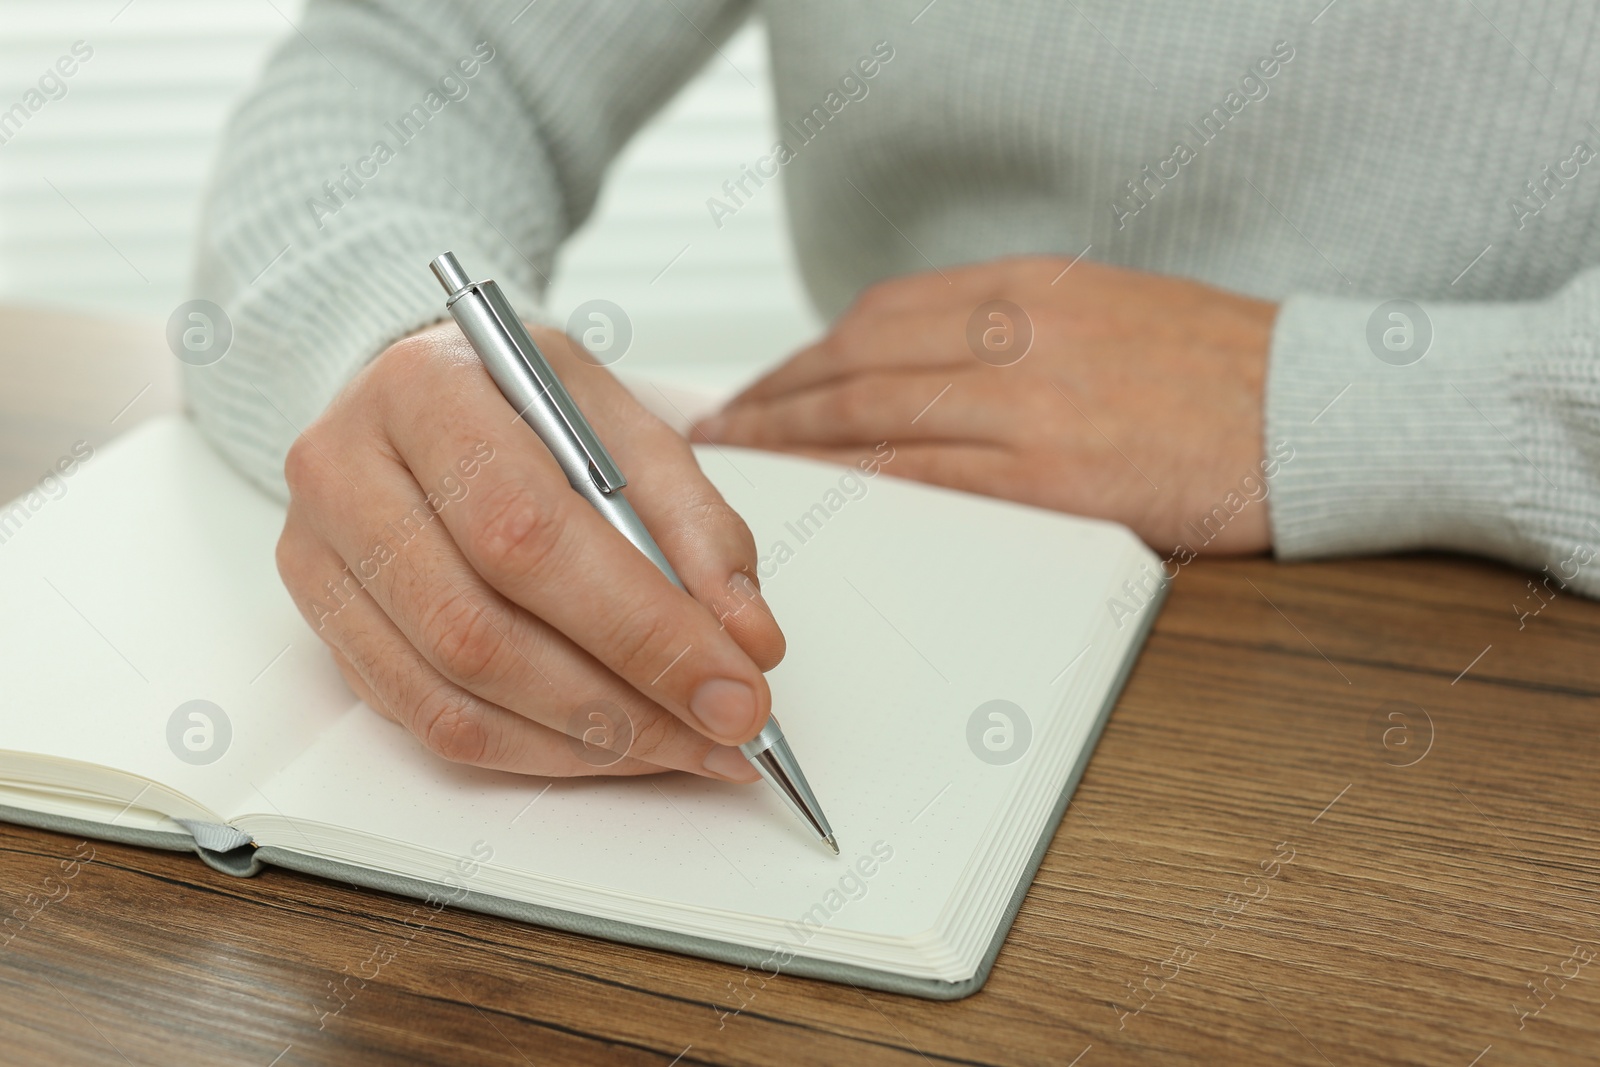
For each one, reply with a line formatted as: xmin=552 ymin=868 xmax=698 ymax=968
xmin=188 ymin=0 xmax=1600 ymax=598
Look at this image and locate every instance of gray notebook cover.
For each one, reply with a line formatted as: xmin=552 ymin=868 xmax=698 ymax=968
xmin=0 ymin=585 xmax=1161 ymax=1001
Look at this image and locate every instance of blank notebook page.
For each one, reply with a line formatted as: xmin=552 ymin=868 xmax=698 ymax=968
xmin=246 ymin=426 xmax=1151 ymax=955
xmin=0 ymin=416 xmax=1155 ymax=982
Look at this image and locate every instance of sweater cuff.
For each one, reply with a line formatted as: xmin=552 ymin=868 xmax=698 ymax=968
xmin=182 ymin=228 xmax=550 ymax=501
xmin=1263 ymin=292 xmax=1535 ymax=564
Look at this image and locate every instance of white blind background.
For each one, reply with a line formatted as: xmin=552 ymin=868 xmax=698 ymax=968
xmin=0 ymin=1 xmax=818 ymax=376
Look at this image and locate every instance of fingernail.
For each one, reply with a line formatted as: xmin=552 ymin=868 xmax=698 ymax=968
xmin=703 ymin=745 xmax=760 ymax=782
xmin=695 ymin=414 xmax=726 ymax=442
xmin=690 ymin=678 xmax=758 ymax=740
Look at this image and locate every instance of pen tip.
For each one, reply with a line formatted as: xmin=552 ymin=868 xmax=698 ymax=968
xmin=825 ymin=834 xmax=839 ymax=856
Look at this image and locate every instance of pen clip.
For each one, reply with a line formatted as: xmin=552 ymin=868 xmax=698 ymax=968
xmin=436 ymin=254 xmax=628 ymax=494
xmin=481 ymin=285 xmax=629 ymax=494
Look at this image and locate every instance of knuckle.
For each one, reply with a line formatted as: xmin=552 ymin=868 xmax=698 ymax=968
xmin=601 ymin=606 xmax=682 ymax=684
xmin=379 ymin=331 xmax=438 ymax=377
xmin=372 ymin=329 xmax=462 ymax=420
xmin=281 ymin=433 xmax=328 ymax=501
xmin=694 ymin=494 xmax=758 ymax=560
xmin=623 ymin=709 xmax=677 ymax=764
xmin=468 ymin=481 xmax=569 ymax=578
xmin=411 ymin=685 xmax=490 ymax=765
xmin=420 ymin=592 xmax=509 ymax=689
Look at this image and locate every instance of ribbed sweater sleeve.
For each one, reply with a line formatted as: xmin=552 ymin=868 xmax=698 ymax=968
xmin=187 ymin=0 xmax=1600 ymax=601
xmin=1266 ymin=271 xmax=1600 ymax=598
xmin=183 ymin=0 xmax=749 ymax=499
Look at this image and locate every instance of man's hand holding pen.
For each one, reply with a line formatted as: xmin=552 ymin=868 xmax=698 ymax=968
xmin=276 ymin=317 xmax=784 ymax=782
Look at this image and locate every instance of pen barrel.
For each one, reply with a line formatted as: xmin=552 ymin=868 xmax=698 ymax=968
xmin=443 ymin=282 xmax=685 ymax=589
xmin=589 ymin=492 xmax=683 ymax=588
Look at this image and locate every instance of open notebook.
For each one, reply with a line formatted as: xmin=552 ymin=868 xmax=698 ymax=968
xmin=0 ymin=394 xmax=1164 ymax=999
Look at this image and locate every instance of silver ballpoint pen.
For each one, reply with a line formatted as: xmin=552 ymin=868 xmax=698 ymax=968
xmin=430 ymin=252 xmax=838 ymax=854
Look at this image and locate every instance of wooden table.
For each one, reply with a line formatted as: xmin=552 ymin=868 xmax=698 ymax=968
xmin=2 ymin=305 xmax=1596 ymax=1066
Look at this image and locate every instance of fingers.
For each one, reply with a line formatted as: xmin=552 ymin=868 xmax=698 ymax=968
xmin=704 ymin=371 xmax=1016 ymax=450
xmin=727 ymin=259 xmax=1058 ymax=407
xmin=535 ymin=350 xmax=786 ymax=670
xmin=614 ymin=421 xmax=787 ymax=672
xmin=728 ymin=310 xmax=971 ymax=406
xmin=285 ymin=439 xmax=762 ymax=782
xmin=374 ymin=336 xmax=777 ymax=748
xmin=276 ymin=519 xmax=670 ymax=778
xmin=835 ymin=259 xmax=1010 ymax=317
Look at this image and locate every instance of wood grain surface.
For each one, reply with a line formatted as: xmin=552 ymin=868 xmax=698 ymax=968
xmin=1 ymin=306 xmax=1596 ymax=1066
